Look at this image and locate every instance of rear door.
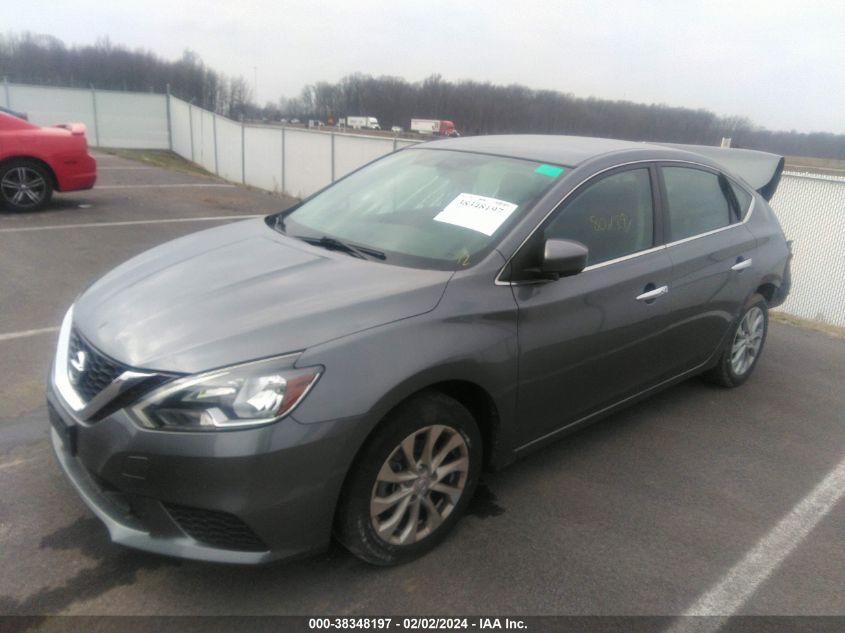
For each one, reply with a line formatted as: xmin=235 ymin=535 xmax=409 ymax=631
xmin=658 ymin=164 xmax=758 ymax=374
xmin=512 ymin=165 xmax=676 ymax=445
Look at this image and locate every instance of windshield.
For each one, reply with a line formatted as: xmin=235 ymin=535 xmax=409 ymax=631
xmin=275 ymin=148 xmax=566 ymax=270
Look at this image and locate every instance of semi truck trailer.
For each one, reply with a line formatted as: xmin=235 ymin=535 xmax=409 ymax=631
xmin=411 ymin=119 xmax=459 ymax=136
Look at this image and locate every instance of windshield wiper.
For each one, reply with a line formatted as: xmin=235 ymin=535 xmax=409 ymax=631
xmin=298 ymin=236 xmax=386 ymax=260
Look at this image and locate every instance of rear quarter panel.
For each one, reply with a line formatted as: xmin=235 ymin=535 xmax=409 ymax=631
xmin=744 ymin=193 xmax=790 ymax=304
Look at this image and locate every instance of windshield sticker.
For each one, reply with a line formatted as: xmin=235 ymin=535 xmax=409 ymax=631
xmin=434 ymin=193 xmax=519 ymax=236
xmin=535 ymin=164 xmax=564 ymax=177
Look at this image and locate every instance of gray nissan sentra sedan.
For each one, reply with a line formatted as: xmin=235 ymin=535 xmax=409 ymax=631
xmin=47 ymin=135 xmax=791 ymax=565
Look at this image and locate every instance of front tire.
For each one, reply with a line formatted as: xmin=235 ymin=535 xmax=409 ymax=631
xmin=705 ymin=293 xmax=768 ymax=387
xmin=335 ymin=392 xmax=482 ymax=566
xmin=0 ymin=160 xmax=54 ymax=211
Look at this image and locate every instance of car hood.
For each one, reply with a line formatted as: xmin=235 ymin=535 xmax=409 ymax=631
xmin=73 ymin=219 xmax=453 ymax=373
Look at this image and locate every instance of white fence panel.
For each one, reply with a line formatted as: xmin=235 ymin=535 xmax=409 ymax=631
xmin=771 ymin=173 xmax=845 ymax=326
xmin=215 ymin=117 xmax=243 ymax=183
xmin=189 ymin=108 xmax=216 ymax=173
xmin=244 ymin=126 xmax=283 ymax=192
xmin=7 ymin=84 xmax=96 ymax=136
xmin=284 ymin=129 xmax=332 ymax=198
xmin=334 ymin=134 xmax=395 ymax=179
xmin=169 ymin=97 xmax=191 ymax=159
xmin=95 ymin=91 xmax=168 ymax=148
xmin=189 ymin=106 xmax=203 ymax=166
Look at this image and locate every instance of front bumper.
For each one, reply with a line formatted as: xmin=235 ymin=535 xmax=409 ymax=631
xmin=50 ymin=425 xmax=272 ymax=563
xmin=47 ymin=385 xmax=369 ymax=564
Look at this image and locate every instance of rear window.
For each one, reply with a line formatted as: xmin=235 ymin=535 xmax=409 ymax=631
xmin=662 ymin=167 xmax=733 ymax=242
xmin=730 ymin=180 xmax=753 ymax=219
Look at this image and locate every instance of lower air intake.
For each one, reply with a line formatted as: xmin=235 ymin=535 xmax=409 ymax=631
xmin=163 ymin=503 xmax=268 ymax=552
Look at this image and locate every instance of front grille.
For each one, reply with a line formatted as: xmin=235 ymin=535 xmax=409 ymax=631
xmin=163 ymin=503 xmax=269 ymax=552
xmin=68 ymin=328 xmax=128 ymax=402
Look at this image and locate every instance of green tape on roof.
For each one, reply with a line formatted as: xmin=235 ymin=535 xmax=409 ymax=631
xmin=535 ymin=164 xmax=564 ymax=177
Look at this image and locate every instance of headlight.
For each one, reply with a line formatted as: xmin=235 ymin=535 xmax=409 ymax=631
xmin=129 ymin=355 xmax=321 ymax=431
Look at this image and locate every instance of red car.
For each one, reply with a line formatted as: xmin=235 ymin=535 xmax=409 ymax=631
xmin=0 ymin=112 xmax=97 ymax=211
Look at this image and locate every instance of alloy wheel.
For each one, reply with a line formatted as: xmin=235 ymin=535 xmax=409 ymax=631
xmin=370 ymin=424 xmax=470 ymax=546
xmin=730 ymin=306 xmax=765 ymax=376
xmin=1 ymin=166 xmax=47 ymax=208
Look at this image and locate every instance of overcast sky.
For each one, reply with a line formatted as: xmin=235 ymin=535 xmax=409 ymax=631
xmin=14 ymin=0 xmax=845 ymax=133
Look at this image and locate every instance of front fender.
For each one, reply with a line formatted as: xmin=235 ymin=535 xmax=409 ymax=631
xmin=291 ymin=272 xmax=520 ymax=467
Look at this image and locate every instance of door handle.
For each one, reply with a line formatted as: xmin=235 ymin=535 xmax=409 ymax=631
xmin=731 ymin=258 xmax=753 ymax=272
xmin=636 ymin=285 xmax=669 ymax=302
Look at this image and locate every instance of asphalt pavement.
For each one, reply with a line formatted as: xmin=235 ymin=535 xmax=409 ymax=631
xmin=0 ymin=152 xmax=843 ymax=619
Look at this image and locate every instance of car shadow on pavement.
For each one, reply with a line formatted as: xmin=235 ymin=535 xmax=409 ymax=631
xmin=0 ymin=515 xmax=176 ymax=619
xmin=0 ymin=196 xmax=95 ymax=217
xmin=467 ymin=482 xmax=506 ymax=519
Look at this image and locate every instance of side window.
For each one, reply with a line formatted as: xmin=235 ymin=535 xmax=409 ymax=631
xmin=663 ymin=167 xmax=733 ymax=241
xmin=730 ymin=180 xmax=753 ymax=220
xmin=545 ymin=168 xmax=654 ymax=266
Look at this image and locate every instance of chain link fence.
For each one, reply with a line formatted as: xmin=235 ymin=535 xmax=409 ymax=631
xmin=769 ymin=173 xmax=845 ymax=326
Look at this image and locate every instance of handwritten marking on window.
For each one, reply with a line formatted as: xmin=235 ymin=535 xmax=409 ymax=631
xmin=589 ymin=213 xmax=633 ymax=233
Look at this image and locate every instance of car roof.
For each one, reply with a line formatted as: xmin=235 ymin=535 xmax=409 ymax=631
xmin=419 ymin=134 xmax=668 ymax=167
xmin=418 ymin=134 xmax=786 ymax=200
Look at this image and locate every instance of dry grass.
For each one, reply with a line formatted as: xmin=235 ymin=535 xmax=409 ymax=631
xmin=770 ymin=311 xmax=845 ymax=339
xmin=99 ymin=148 xmax=216 ymax=178
xmin=784 ymin=156 xmax=845 ymax=177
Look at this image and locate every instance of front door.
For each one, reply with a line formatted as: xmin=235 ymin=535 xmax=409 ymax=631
xmin=511 ymin=165 xmax=675 ymax=446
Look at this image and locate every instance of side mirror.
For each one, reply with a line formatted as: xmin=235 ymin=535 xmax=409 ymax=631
xmin=542 ymin=239 xmax=588 ymax=278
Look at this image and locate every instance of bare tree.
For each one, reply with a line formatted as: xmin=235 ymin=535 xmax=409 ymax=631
xmin=0 ymin=32 xmax=249 ymax=114
xmin=3 ymin=32 xmax=842 ymax=158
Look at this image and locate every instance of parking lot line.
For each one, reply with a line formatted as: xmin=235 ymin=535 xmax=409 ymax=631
xmin=0 ymin=327 xmax=59 ymax=342
xmin=668 ymin=450 xmax=845 ymax=627
xmin=0 ymin=214 xmax=263 ymax=234
xmin=0 ymin=456 xmax=35 ymax=471
xmin=97 ymin=167 xmax=157 ymax=170
xmin=94 ymin=183 xmax=236 ymax=189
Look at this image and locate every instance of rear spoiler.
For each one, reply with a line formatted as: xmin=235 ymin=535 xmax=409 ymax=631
xmin=53 ymin=122 xmax=87 ymax=136
xmin=658 ymin=143 xmax=785 ymax=201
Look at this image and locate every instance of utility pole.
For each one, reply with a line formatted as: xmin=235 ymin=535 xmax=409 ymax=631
xmin=254 ymin=66 xmax=258 ymax=104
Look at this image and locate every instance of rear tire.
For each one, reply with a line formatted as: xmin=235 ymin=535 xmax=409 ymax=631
xmin=0 ymin=159 xmax=54 ymax=212
xmin=335 ymin=392 xmax=482 ymax=566
xmin=704 ymin=293 xmax=768 ymax=388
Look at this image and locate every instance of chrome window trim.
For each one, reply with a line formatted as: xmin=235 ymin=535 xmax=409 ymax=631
xmin=495 ymin=158 xmax=756 ymax=286
xmin=725 ymin=176 xmax=755 ymax=221
xmin=581 ymin=244 xmax=668 ymax=271
xmin=662 ymin=194 xmax=755 ymax=248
